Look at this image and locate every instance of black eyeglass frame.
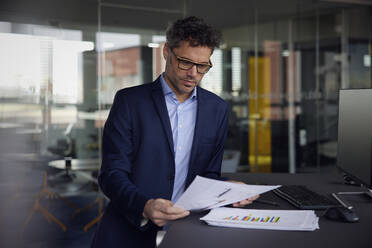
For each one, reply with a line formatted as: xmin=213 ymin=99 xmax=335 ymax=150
xmin=170 ymin=49 xmax=213 ymax=74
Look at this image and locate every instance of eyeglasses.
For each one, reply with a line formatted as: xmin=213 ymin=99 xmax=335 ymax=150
xmin=170 ymin=49 xmax=212 ymax=74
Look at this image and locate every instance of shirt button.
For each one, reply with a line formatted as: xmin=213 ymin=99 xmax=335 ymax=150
xmin=179 ymin=124 xmax=182 ymax=128
xmin=178 ymin=146 xmax=181 ymax=150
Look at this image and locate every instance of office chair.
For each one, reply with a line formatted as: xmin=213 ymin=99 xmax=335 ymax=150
xmin=21 ymin=171 xmax=78 ymax=233
xmin=47 ymin=124 xmax=77 ymax=183
xmin=47 ymin=123 xmax=76 ymax=158
xmin=71 ymin=170 xmax=106 ymax=232
xmin=72 ymin=192 xmax=105 ymax=232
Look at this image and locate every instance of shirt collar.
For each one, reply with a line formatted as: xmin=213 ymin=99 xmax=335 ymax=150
xmin=160 ymin=73 xmax=197 ymax=100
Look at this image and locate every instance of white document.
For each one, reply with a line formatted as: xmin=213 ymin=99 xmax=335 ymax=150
xmin=174 ymin=176 xmax=280 ymax=211
xmin=201 ymin=207 xmax=319 ymax=231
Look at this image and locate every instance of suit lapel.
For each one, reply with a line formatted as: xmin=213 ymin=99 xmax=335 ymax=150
xmin=186 ymin=87 xmax=205 ymax=187
xmin=151 ymin=80 xmax=175 ymax=157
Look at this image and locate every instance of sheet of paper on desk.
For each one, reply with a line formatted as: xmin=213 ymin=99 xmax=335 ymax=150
xmin=200 ymin=207 xmax=319 ymax=231
xmin=174 ymin=176 xmax=280 ymax=211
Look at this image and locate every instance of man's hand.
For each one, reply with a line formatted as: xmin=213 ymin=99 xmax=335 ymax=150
xmin=228 ymin=180 xmax=260 ymax=207
xmin=143 ymin=198 xmax=190 ymax=227
xmin=232 ymin=194 xmax=260 ymax=207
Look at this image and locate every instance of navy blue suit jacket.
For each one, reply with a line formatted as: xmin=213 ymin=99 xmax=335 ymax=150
xmin=92 ymin=77 xmax=229 ymax=248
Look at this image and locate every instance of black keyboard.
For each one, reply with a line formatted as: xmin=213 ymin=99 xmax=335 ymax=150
xmin=273 ymin=185 xmax=340 ymax=210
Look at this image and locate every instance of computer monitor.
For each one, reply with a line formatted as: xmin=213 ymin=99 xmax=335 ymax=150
xmin=337 ymin=88 xmax=372 ymax=191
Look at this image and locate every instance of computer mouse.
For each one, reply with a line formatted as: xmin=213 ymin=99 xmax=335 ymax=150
xmin=324 ymin=207 xmax=359 ymax=223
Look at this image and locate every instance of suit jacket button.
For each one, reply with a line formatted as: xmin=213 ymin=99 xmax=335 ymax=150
xmin=169 ymin=175 xmax=175 ymax=182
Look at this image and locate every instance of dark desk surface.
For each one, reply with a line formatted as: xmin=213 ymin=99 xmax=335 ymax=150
xmin=159 ymin=173 xmax=372 ymax=248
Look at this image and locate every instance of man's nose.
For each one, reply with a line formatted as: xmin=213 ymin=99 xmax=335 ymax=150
xmin=186 ymin=64 xmax=198 ymax=77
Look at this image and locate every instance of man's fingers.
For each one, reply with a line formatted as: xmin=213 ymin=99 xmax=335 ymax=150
xmin=154 ymin=199 xmax=188 ymax=215
xmin=241 ymin=199 xmax=253 ymax=205
xmin=151 ymin=211 xmax=189 ymax=227
xmin=249 ymin=194 xmax=260 ymax=201
xmin=147 ymin=199 xmax=190 ymax=221
xmin=232 ymin=195 xmax=260 ymax=207
xmin=152 ymin=219 xmax=168 ymax=227
xmin=164 ymin=211 xmax=190 ymax=220
xmin=161 ymin=206 xmax=189 ymax=215
xmin=152 ymin=209 xmax=189 ymax=220
xmin=232 ymin=200 xmax=251 ymax=207
xmin=144 ymin=198 xmax=190 ymax=227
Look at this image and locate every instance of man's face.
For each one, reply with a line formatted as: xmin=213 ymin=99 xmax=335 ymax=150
xmin=163 ymin=41 xmax=212 ymax=102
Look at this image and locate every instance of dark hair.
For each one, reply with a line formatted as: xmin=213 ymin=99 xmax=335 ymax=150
xmin=166 ymin=16 xmax=221 ymax=52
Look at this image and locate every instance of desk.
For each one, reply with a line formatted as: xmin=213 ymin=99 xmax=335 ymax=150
xmin=48 ymin=158 xmax=100 ymax=195
xmin=159 ymin=173 xmax=372 ymax=248
xmin=48 ymin=158 xmax=99 ymax=171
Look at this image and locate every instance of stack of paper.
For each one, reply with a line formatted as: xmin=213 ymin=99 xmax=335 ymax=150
xmin=175 ymin=176 xmax=280 ymax=211
xmin=200 ymin=207 xmax=319 ymax=231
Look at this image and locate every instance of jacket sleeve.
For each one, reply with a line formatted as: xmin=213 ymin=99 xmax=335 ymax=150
xmin=201 ymin=102 xmax=230 ymax=180
xmin=98 ymin=91 xmax=150 ymax=229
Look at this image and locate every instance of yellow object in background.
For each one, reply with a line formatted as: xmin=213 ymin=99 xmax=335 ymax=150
xmin=248 ymin=57 xmax=272 ymax=172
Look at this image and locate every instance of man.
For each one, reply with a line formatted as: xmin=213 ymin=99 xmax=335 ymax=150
xmin=92 ymin=16 xmax=257 ymax=248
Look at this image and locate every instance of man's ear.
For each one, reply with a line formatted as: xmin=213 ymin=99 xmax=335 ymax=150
xmin=163 ymin=43 xmax=169 ymax=60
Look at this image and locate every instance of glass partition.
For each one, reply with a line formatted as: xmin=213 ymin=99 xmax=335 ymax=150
xmin=0 ymin=23 xmax=98 ymax=161
xmin=0 ymin=1 xmax=370 ymax=176
xmin=95 ymin=1 xmax=372 ymax=174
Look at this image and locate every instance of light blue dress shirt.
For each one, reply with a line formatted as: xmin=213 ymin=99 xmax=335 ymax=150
xmin=160 ymin=74 xmax=197 ymax=203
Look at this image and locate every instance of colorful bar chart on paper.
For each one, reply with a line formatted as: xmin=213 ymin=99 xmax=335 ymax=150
xmin=200 ymin=207 xmax=319 ymax=231
xmin=223 ymin=214 xmax=280 ymax=223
